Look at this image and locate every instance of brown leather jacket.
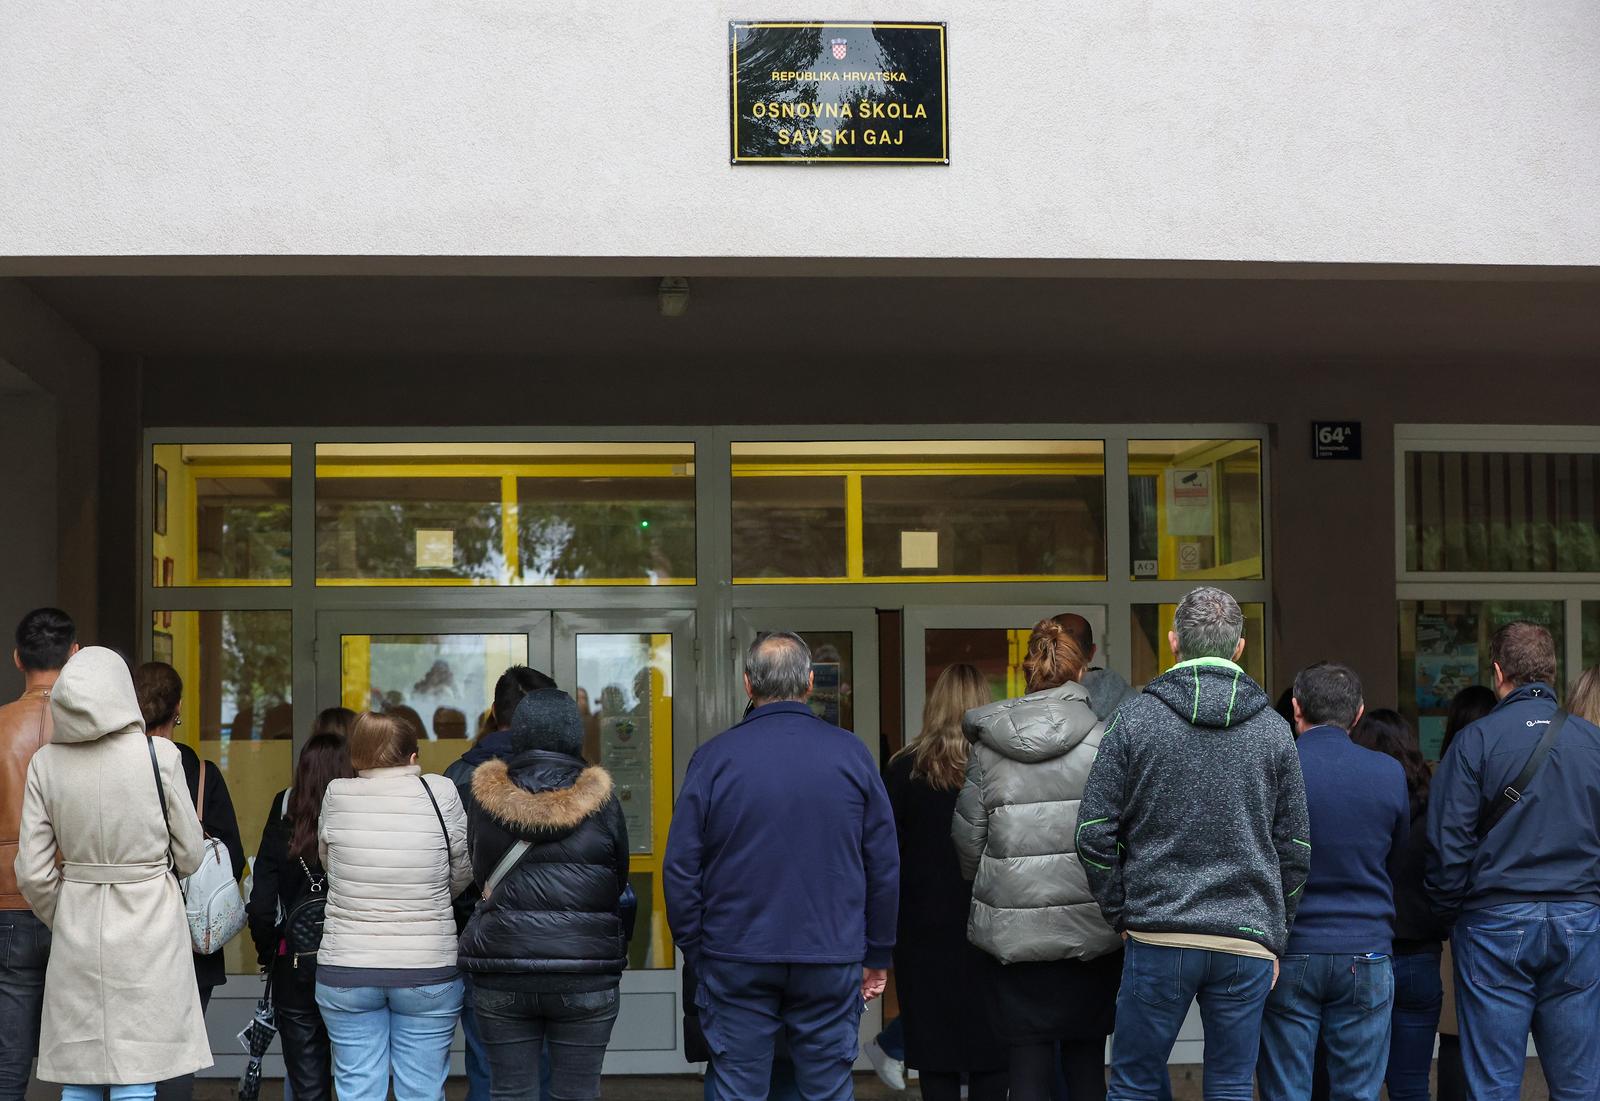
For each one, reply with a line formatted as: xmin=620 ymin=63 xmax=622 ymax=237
xmin=0 ymin=686 xmax=54 ymax=909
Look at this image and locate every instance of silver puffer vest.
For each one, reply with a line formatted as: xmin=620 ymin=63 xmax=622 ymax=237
xmin=951 ymin=682 xmax=1121 ymax=965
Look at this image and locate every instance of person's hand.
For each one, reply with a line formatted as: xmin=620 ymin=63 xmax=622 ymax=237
xmin=861 ymin=967 xmax=888 ymax=1002
xmin=1272 ymin=958 xmax=1280 ymax=990
xmin=1120 ymin=931 xmax=1128 ymax=942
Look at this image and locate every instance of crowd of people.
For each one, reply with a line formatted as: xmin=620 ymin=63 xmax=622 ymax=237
xmin=0 ymin=586 xmax=1597 ymax=1101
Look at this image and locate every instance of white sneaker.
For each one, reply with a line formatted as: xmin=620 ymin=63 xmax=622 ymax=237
xmin=864 ymin=1037 xmax=907 ymax=1091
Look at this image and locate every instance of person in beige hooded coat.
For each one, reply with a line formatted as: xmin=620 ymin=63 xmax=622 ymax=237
xmin=14 ymin=646 xmax=211 ymax=1094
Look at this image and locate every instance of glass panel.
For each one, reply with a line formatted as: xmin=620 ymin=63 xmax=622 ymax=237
xmin=152 ymin=610 xmax=293 ymax=974
xmin=733 ymin=441 xmax=1106 ymax=582
xmin=731 ymin=475 xmax=848 ymax=579
xmin=1585 ymin=602 xmax=1600 ymax=672
xmin=1404 ymin=451 xmax=1600 ymax=572
xmin=1129 ymin=440 xmax=1263 ymax=581
xmin=152 ymin=444 xmax=291 ymax=585
xmin=1129 ymin=603 xmax=1268 ymax=691
xmin=1398 ymin=599 xmax=1565 ymax=760
xmin=315 ymin=443 xmax=695 ymax=585
xmin=573 ymin=634 xmax=674 ymax=970
xmin=800 ymin=632 xmax=855 ymax=732
xmin=924 ymin=627 xmax=1026 ymax=703
xmin=339 ymin=633 xmax=530 ymax=775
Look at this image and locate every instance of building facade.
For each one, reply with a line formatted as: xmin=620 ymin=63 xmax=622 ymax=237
xmin=3 ymin=0 xmax=1599 ymax=1078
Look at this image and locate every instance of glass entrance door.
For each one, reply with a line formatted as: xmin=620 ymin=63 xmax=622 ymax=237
xmin=903 ymin=604 xmax=1108 ymax=740
xmin=551 ymin=609 xmax=696 ymax=1071
xmin=732 ymin=608 xmax=880 ymax=757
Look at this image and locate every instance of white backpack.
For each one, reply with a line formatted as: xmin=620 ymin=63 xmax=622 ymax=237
xmin=179 ymin=762 xmax=248 ymax=955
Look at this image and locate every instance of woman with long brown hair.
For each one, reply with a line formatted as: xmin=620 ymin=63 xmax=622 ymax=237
xmin=953 ymin=619 xmax=1123 ymax=1101
xmin=884 ymin=663 xmax=1006 ymax=1101
xmin=246 ymin=733 xmax=355 ymax=1101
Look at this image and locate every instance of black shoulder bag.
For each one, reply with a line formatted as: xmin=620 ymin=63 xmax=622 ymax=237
xmin=419 ymin=776 xmax=474 ymax=933
xmin=282 ymin=859 xmax=327 ymax=977
xmin=1479 ymin=710 xmax=1568 ymax=838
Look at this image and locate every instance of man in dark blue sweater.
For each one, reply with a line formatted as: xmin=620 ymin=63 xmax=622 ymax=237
xmin=1257 ymin=662 xmax=1408 ymax=1101
xmin=1427 ymin=622 xmax=1600 ymax=1101
xmin=664 ymin=631 xmax=899 ymax=1101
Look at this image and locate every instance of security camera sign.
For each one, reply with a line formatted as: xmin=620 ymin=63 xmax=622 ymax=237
xmin=1165 ymin=467 xmax=1214 ymax=536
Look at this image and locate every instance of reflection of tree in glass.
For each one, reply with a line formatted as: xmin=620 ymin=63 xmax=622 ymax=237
xmin=518 ymin=499 xmax=693 ymax=582
xmin=733 ymin=25 xmax=823 ymax=157
xmin=412 ymin=660 xmax=457 ymax=696
xmin=220 ymin=611 xmax=292 ymax=741
xmin=197 ymin=482 xmax=290 ymax=580
xmin=315 ymin=491 xmax=504 ymax=581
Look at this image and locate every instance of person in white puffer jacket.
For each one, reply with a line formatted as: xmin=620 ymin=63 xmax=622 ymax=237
xmin=315 ymin=710 xmax=473 ymax=1101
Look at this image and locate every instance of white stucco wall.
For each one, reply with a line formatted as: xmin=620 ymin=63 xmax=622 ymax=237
xmin=2 ymin=0 xmax=1597 ymax=266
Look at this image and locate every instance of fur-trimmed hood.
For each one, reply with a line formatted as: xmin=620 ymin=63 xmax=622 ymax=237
xmin=471 ymin=755 xmax=614 ymax=837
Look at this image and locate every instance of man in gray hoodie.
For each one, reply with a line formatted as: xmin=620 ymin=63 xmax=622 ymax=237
xmin=1053 ymin=612 xmax=1137 ymax=721
xmin=1078 ymin=587 xmax=1310 ymax=1101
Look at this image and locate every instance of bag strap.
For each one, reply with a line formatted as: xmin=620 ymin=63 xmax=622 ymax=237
xmin=418 ymin=776 xmax=454 ymax=885
xmin=1480 ymin=709 xmax=1568 ymax=837
xmin=146 ymin=736 xmax=177 ymax=874
xmin=196 ymin=758 xmax=207 ymax=822
xmin=484 ymin=840 xmax=533 ymax=900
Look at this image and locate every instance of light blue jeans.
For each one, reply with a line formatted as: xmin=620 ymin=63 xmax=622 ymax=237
xmin=62 ymin=1088 xmax=154 ymax=1101
xmin=316 ymin=979 xmax=465 ymax=1101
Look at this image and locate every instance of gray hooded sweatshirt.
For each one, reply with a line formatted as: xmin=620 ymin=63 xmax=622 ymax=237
xmin=951 ymin=682 xmax=1121 ymax=965
xmin=1077 ymin=657 xmax=1310 ymax=958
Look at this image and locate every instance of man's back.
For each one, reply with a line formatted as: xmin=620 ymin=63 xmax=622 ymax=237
xmin=1289 ymin=728 xmax=1408 ymax=954
xmin=1429 ymin=682 xmax=1600 ymax=919
xmin=0 ymin=690 xmax=51 ymax=910
xmin=1078 ymin=658 xmax=1310 ymax=958
xmin=664 ymin=701 xmax=898 ymax=967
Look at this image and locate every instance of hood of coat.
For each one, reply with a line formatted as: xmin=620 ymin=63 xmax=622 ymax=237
xmin=1144 ymin=657 xmax=1271 ymax=730
xmin=962 ymin=682 xmax=1099 ymax=763
xmin=48 ymin=646 xmax=145 ymax=745
xmin=471 ymin=751 xmax=613 ymax=841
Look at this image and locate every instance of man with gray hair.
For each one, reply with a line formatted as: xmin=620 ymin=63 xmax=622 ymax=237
xmin=665 ymin=631 xmax=898 ymax=1101
xmin=1078 ymin=587 xmax=1310 ymax=1101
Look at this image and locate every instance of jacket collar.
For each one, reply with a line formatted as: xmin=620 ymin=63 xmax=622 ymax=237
xmin=358 ymin=764 xmax=422 ymax=779
xmin=1297 ymin=723 xmax=1350 ymax=741
xmin=473 ymin=757 xmax=613 ymax=833
xmin=739 ymin=700 xmax=816 ymax=724
xmin=1499 ymin=682 xmax=1557 ymax=708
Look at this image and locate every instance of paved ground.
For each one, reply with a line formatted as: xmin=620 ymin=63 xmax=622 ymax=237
xmin=27 ymin=1061 xmax=1552 ymax=1098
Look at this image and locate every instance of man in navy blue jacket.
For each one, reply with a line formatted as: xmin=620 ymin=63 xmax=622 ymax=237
xmin=1427 ymin=621 xmax=1600 ymax=1101
xmin=1256 ymin=662 xmax=1408 ymax=1101
xmin=665 ymin=631 xmax=899 ymax=1101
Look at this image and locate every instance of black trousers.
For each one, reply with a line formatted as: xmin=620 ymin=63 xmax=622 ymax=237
xmin=277 ymin=1002 xmax=333 ymax=1101
xmin=1009 ymin=1038 xmax=1107 ymax=1101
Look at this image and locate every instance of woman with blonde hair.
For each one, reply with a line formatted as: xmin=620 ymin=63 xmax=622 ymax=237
xmin=314 ymin=710 xmax=473 ymax=1101
xmin=1568 ymin=666 xmax=1600 ymax=726
xmin=884 ymin=663 xmax=1007 ymax=1101
xmin=953 ymin=619 xmax=1123 ymax=1101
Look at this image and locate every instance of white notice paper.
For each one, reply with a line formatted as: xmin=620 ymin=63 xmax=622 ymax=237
xmin=1165 ymin=468 xmax=1214 ymax=536
xmin=901 ymin=530 xmax=939 ymax=569
xmin=415 ymin=529 xmax=455 ymax=569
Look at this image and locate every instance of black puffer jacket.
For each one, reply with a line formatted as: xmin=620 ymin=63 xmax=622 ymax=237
xmin=459 ymin=749 xmax=630 ymax=990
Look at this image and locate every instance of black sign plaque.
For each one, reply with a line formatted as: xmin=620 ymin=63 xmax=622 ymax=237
xmin=1312 ymin=421 xmax=1363 ymax=461
xmin=730 ymin=21 xmax=948 ymax=165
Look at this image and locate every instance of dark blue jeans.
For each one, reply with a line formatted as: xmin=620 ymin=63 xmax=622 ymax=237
xmin=695 ymin=959 xmax=862 ymax=1101
xmin=0 ymin=910 xmax=49 ymax=1101
xmin=472 ymin=987 xmax=619 ymax=1101
xmin=462 ymin=977 xmax=491 ymax=1101
xmin=1385 ymin=951 xmax=1442 ymax=1101
xmin=1257 ymin=953 xmax=1394 ymax=1101
xmin=1107 ymin=940 xmax=1273 ymax=1101
xmin=1453 ymin=901 xmax=1600 ymax=1101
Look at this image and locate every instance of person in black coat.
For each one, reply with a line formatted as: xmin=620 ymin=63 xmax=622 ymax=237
xmin=247 ymin=732 xmax=354 ymax=1101
xmin=134 ymin=662 xmax=249 ymax=1101
xmin=459 ymin=689 xmax=629 ymax=1101
xmin=885 ymin=663 xmax=1008 ymax=1101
